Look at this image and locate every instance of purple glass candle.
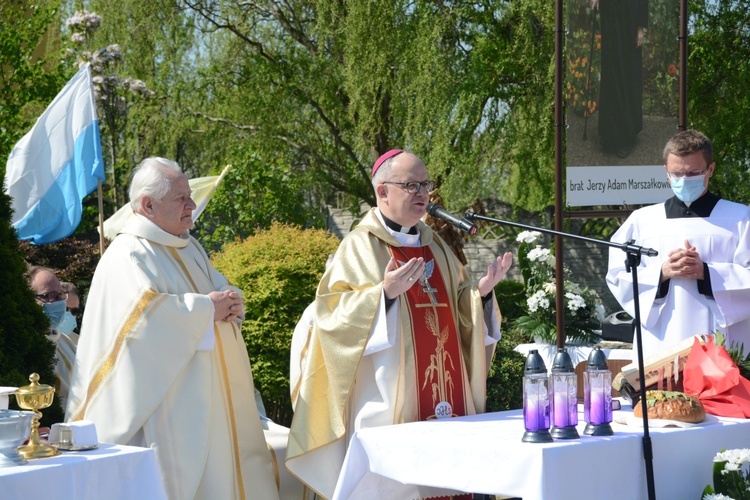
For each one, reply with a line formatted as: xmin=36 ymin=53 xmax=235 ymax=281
xmin=523 ymin=374 xmax=550 ymax=431
xmin=522 ymin=349 xmax=553 ymax=442
xmin=583 ymin=347 xmax=614 ymax=436
xmin=551 ymin=373 xmax=578 ymax=428
xmin=587 ymin=372 xmax=613 ymax=425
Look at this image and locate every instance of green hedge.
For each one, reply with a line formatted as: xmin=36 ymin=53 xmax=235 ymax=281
xmin=211 ymin=223 xmax=340 ymax=426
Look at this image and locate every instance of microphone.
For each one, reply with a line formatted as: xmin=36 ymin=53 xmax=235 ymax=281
xmin=427 ymin=203 xmax=478 ymax=235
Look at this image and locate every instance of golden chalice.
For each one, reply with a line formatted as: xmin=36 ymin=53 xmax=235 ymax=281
xmin=15 ymin=373 xmax=60 ymax=459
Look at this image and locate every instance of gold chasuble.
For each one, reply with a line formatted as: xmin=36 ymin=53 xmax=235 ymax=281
xmin=286 ymin=208 xmax=501 ymax=499
xmin=66 ymin=216 xmax=279 ymax=500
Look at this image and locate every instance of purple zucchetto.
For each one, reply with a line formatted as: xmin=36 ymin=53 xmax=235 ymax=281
xmin=371 ymin=149 xmax=404 ymax=177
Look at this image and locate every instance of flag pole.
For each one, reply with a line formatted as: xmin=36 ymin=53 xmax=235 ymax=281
xmin=97 ymin=179 xmax=104 ymax=256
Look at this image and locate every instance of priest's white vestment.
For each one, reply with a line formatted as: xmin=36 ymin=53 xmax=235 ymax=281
xmin=66 ymin=216 xmax=279 ymax=500
xmin=286 ymin=208 xmax=501 ymax=499
xmin=48 ymin=329 xmax=76 ymax=410
xmin=607 ymin=196 xmax=750 ymax=357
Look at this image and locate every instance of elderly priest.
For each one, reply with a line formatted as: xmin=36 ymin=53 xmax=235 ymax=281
xmin=66 ymin=157 xmax=279 ymax=500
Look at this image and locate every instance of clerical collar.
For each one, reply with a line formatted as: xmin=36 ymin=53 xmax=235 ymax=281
xmin=664 ymin=192 xmax=720 ymax=219
xmin=379 ymin=212 xmax=418 ymax=235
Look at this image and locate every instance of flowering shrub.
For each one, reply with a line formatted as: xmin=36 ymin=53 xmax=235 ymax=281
xmin=703 ymin=448 xmax=750 ymax=500
xmin=566 ymin=27 xmax=601 ymax=117
xmin=514 ymin=230 xmax=604 ymax=345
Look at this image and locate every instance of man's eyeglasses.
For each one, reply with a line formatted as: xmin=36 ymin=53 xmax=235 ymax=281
xmin=667 ymin=166 xmax=710 ymax=179
xmin=35 ymin=291 xmax=68 ymax=303
xmin=382 ymin=180 xmax=434 ymax=194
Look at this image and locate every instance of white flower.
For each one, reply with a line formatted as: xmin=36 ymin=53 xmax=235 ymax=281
xmin=565 ymin=293 xmax=586 ymax=312
xmin=703 ymin=494 xmax=734 ymax=500
xmin=516 ymin=230 xmax=541 ymax=244
xmin=716 ymin=449 xmax=750 ymax=465
xmin=542 ymin=282 xmax=556 ymax=294
xmin=595 ymin=303 xmax=606 ymax=321
xmin=527 ymin=290 xmax=549 ymax=313
xmin=527 ymin=246 xmax=550 ymax=263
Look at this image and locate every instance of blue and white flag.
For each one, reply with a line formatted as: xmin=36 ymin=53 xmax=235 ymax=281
xmin=4 ymin=63 xmax=104 ymax=244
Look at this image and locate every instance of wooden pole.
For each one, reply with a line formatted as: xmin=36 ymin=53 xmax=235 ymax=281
xmin=554 ymin=0 xmax=565 ymax=348
xmin=97 ymin=179 xmax=104 ymax=256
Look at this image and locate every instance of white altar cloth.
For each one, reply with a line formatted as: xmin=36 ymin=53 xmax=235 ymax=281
xmin=0 ymin=443 xmax=167 ymax=499
xmin=333 ymin=407 xmax=750 ymax=500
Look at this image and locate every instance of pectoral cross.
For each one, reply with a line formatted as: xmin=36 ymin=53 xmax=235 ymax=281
xmin=415 ymin=259 xmax=447 ymax=309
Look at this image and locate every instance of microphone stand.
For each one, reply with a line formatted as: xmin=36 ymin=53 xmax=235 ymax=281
xmin=465 ymin=211 xmax=657 ymax=500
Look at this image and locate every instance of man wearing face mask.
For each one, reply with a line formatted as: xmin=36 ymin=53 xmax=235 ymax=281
xmin=606 ymin=130 xmax=750 ymax=357
xmin=27 ymin=266 xmax=77 ymax=409
xmin=59 ymin=282 xmax=80 ymax=340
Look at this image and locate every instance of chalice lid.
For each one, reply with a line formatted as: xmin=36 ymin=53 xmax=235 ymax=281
xmin=15 ymin=373 xmax=54 ymax=398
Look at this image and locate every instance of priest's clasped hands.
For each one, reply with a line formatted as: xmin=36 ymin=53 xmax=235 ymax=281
xmin=210 ymin=290 xmax=245 ymax=322
xmin=662 ymin=239 xmax=705 ymax=281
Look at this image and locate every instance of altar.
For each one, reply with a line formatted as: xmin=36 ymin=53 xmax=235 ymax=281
xmin=0 ymin=443 xmax=167 ymax=499
xmin=333 ymin=406 xmax=750 ymax=499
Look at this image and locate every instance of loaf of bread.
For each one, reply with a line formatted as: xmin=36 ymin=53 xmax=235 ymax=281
xmin=632 ymin=390 xmax=706 ymax=423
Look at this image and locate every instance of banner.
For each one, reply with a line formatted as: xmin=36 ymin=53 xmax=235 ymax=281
xmin=4 ymin=64 xmax=104 ymax=244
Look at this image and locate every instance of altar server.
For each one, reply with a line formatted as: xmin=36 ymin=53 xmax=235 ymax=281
xmin=607 ymin=130 xmax=750 ymax=357
xmin=286 ymin=150 xmax=512 ymax=498
xmin=66 ymin=157 xmax=279 ymax=500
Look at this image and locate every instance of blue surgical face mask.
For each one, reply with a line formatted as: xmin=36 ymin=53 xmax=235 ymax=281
xmin=58 ymin=310 xmax=78 ymax=335
xmin=41 ymin=300 xmax=67 ymax=330
xmin=670 ymin=175 xmax=706 ymax=203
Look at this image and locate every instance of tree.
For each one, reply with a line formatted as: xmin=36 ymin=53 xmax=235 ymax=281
xmin=0 ymin=0 xmax=67 ymax=173
xmin=0 ymin=180 xmax=64 ymax=424
xmin=180 ymin=0 xmax=556 ymax=213
xmin=194 ymin=148 xmax=325 ymax=252
xmin=688 ymin=0 xmax=750 ymax=204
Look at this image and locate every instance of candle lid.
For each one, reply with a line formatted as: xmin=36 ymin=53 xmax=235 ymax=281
xmin=551 ymin=347 xmax=574 ymax=373
xmin=524 ymin=349 xmax=547 ymax=375
xmin=586 ymin=346 xmax=609 ymax=370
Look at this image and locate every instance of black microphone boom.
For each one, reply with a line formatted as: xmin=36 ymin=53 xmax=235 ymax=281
xmin=427 ymin=203 xmax=478 ymax=235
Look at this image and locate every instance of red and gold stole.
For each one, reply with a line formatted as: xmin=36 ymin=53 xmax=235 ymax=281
xmin=391 ymin=245 xmax=468 ymax=421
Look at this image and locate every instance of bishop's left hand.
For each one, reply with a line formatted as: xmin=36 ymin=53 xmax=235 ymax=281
xmin=478 ymin=251 xmax=513 ymax=297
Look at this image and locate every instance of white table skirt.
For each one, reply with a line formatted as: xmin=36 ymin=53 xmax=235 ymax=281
xmin=0 ymin=443 xmax=167 ymax=499
xmin=334 ymin=407 xmax=750 ymax=500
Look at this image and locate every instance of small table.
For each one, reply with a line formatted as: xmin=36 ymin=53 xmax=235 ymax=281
xmin=0 ymin=443 xmax=167 ymax=499
xmin=333 ymin=407 xmax=750 ymax=499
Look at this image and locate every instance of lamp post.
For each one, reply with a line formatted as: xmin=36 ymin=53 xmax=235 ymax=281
xmin=522 ymin=349 xmax=553 ymax=443
xmin=550 ymin=348 xmax=579 ymax=439
xmin=583 ymin=347 xmax=614 ymax=436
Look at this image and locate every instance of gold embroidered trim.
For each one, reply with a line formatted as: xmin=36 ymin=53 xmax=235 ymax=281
xmin=214 ymin=325 xmax=246 ymax=500
xmin=72 ymin=289 xmax=162 ymax=421
xmin=267 ymin=442 xmax=281 ymax=489
xmin=169 ymin=246 xmax=246 ymax=499
xmin=167 ymin=247 xmax=200 ymax=292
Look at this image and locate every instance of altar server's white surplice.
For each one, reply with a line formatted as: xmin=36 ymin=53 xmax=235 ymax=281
xmin=66 ymin=216 xmax=279 ymax=500
xmin=607 ymin=196 xmax=750 ymax=357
